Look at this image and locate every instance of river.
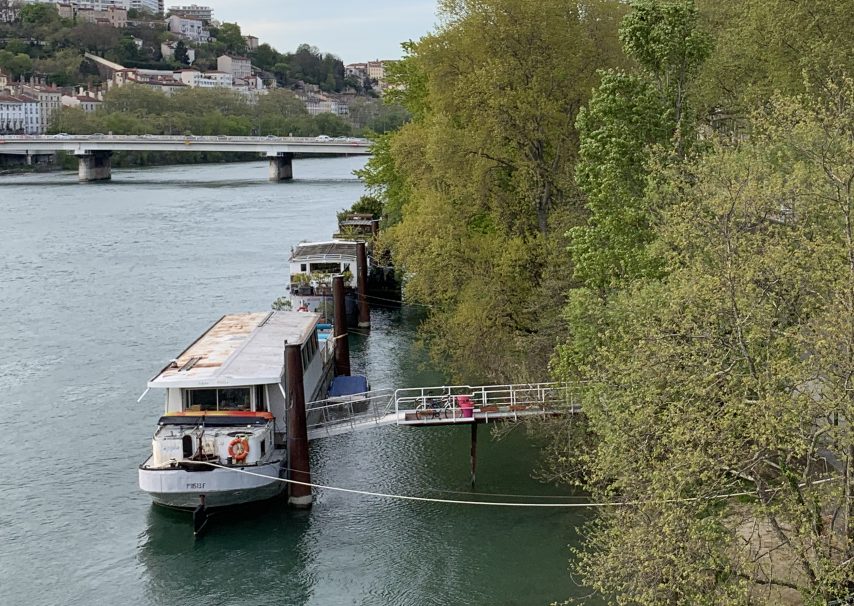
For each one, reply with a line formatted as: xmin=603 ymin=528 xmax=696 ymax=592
xmin=0 ymin=158 xmax=591 ymax=605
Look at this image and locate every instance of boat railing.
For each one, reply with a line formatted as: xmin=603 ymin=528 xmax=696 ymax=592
xmin=305 ymin=388 xmax=396 ymax=437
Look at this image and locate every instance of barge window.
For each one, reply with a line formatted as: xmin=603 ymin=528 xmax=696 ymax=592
xmin=309 ymin=262 xmax=340 ymax=274
xmin=187 ymin=389 xmax=217 ymax=411
xmin=255 ymin=385 xmax=267 ymax=411
xmin=219 ymin=388 xmax=251 ymax=411
xmin=184 ymin=388 xmax=250 ymax=411
xmin=301 ymin=332 xmax=319 ymax=371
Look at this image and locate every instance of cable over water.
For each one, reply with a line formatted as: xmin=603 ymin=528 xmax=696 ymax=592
xmin=200 ymin=461 xmax=838 ymax=508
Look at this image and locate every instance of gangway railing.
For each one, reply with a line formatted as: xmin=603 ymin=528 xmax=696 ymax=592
xmin=394 ymin=382 xmax=582 ymax=422
xmin=304 ymin=382 xmax=582 ymax=439
xmin=305 ymin=388 xmax=396 ymax=440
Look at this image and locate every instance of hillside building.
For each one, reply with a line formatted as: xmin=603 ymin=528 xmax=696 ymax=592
xmin=24 ymin=0 xmax=159 ymax=14
xmin=0 ymin=95 xmax=41 ymax=134
xmin=20 ymin=84 xmax=62 ymax=133
xmin=166 ymin=14 xmax=209 ymax=42
xmin=217 ymin=55 xmax=252 ymax=82
xmin=167 ymin=4 xmax=212 ymax=21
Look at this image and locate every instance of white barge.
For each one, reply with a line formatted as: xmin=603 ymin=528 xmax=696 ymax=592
xmin=288 ymin=240 xmax=369 ymax=322
xmin=138 ymin=311 xmax=334 ymax=509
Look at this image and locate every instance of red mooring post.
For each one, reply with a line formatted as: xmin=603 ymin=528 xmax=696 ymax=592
xmin=357 ymin=241 xmax=370 ymax=328
xmin=332 ymin=275 xmax=351 ymax=376
xmin=286 ymin=342 xmax=312 ymax=508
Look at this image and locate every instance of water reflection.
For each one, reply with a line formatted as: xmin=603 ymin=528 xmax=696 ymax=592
xmin=139 ymin=502 xmax=316 ymax=605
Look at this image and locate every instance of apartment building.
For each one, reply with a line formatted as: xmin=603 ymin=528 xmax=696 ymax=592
xmin=0 ymin=95 xmax=41 ymax=134
xmin=24 ymin=0 xmax=159 ymax=14
xmin=21 ymin=84 xmax=62 ymax=133
xmin=167 ymin=4 xmax=212 ymax=21
xmin=217 ymin=55 xmax=252 ymax=82
xmin=166 ymin=14 xmax=209 ymax=42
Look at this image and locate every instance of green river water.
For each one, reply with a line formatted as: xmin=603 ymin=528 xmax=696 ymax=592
xmin=0 ymin=158 xmax=593 ymax=605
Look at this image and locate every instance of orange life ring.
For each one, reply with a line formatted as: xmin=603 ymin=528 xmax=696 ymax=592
xmin=228 ymin=436 xmax=250 ymax=461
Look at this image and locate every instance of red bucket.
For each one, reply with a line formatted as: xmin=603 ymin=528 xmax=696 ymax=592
xmin=458 ymin=395 xmax=474 ymax=418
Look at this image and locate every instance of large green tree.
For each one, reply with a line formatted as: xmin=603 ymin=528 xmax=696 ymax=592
xmin=359 ymin=0 xmax=627 ymax=381
xmin=555 ymin=81 xmax=854 ymax=604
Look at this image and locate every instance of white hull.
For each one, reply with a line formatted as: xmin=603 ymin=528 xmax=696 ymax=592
xmin=139 ymin=453 xmax=286 ymax=509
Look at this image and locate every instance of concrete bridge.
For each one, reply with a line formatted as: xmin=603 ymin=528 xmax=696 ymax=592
xmin=0 ymin=134 xmax=372 ymax=182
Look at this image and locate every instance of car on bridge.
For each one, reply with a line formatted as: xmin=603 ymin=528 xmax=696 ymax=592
xmin=315 ymin=135 xmax=332 ymax=141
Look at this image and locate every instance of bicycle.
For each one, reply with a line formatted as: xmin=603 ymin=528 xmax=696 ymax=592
xmin=414 ymin=395 xmax=455 ymax=420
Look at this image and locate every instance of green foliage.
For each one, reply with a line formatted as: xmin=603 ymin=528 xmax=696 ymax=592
xmin=694 ymin=0 xmax=854 ymax=113
xmin=620 ymin=0 xmax=712 ymax=89
xmin=173 ymin=41 xmax=190 ymax=66
xmin=211 ymin=22 xmax=246 ymax=55
xmin=49 ymin=85 xmax=349 ymax=141
xmin=568 ymin=71 xmax=672 ymax=289
xmin=337 ymin=195 xmax=383 ymax=222
xmin=0 ymin=50 xmax=33 ymax=79
xmin=556 ymin=86 xmax=854 ymax=602
xmin=19 ymin=2 xmax=59 ymax=26
xmin=360 ymin=0 xmax=628 ymax=381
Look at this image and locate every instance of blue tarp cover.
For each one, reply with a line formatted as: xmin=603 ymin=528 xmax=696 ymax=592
xmin=329 ymin=375 xmax=369 ymax=397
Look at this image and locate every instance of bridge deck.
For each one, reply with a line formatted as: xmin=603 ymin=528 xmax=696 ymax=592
xmin=0 ymin=134 xmax=372 ymax=155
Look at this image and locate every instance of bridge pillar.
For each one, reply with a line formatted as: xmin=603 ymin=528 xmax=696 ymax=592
xmin=268 ymin=152 xmax=293 ymax=182
xmin=77 ymin=151 xmax=112 ymax=182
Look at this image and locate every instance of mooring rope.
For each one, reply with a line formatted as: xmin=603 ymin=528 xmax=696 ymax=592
xmin=198 ymin=461 xmax=839 ymax=508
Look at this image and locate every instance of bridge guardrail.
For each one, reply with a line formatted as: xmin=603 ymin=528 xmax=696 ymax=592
xmin=0 ymin=134 xmax=370 ymax=145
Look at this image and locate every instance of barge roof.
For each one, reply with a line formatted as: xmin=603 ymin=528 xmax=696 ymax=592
xmin=290 ymin=240 xmax=359 ymax=261
xmin=148 ymin=311 xmax=319 ymax=388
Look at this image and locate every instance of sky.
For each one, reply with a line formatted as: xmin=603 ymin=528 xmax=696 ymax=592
xmin=195 ymin=1 xmax=440 ymax=63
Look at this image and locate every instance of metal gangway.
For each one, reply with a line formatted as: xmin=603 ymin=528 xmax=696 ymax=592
xmin=306 ymin=388 xmax=398 ymax=441
xmin=305 ymin=382 xmax=581 ymax=440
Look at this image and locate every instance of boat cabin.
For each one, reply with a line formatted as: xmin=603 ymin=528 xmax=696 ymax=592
xmin=289 ymin=240 xmax=367 ymax=294
xmin=147 ymin=311 xmax=334 ymax=446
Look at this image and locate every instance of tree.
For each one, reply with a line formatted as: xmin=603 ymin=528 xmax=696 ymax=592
xmin=694 ymin=0 xmax=854 ymax=114
xmin=0 ymin=50 xmax=33 ymax=79
xmin=251 ymin=43 xmax=279 ymax=71
xmin=66 ymin=23 xmax=121 ymax=55
xmin=214 ymin=22 xmax=246 ymax=55
xmin=19 ymin=2 xmax=58 ymax=26
xmin=561 ymin=0 xmax=712 ymax=379
xmin=173 ymin=40 xmax=189 ymax=66
xmin=556 ymin=82 xmax=854 ymax=603
xmin=619 ymin=0 xmax=712 ymax=154
xmin=357 ymin=0 xmax=628 ymax=382
xmin=34 ymin=48 xmax=83 ymax=87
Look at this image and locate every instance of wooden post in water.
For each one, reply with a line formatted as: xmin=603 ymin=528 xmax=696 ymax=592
xmin=332 ymin=275 xmax=350 ymax=376
xmin=357 ymin=241 xmax=370 ymax=328
xmin=470 ymin=422 xmax=478 ymax=487
xmin=286 ymin=342 xmax=312 ymax=508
